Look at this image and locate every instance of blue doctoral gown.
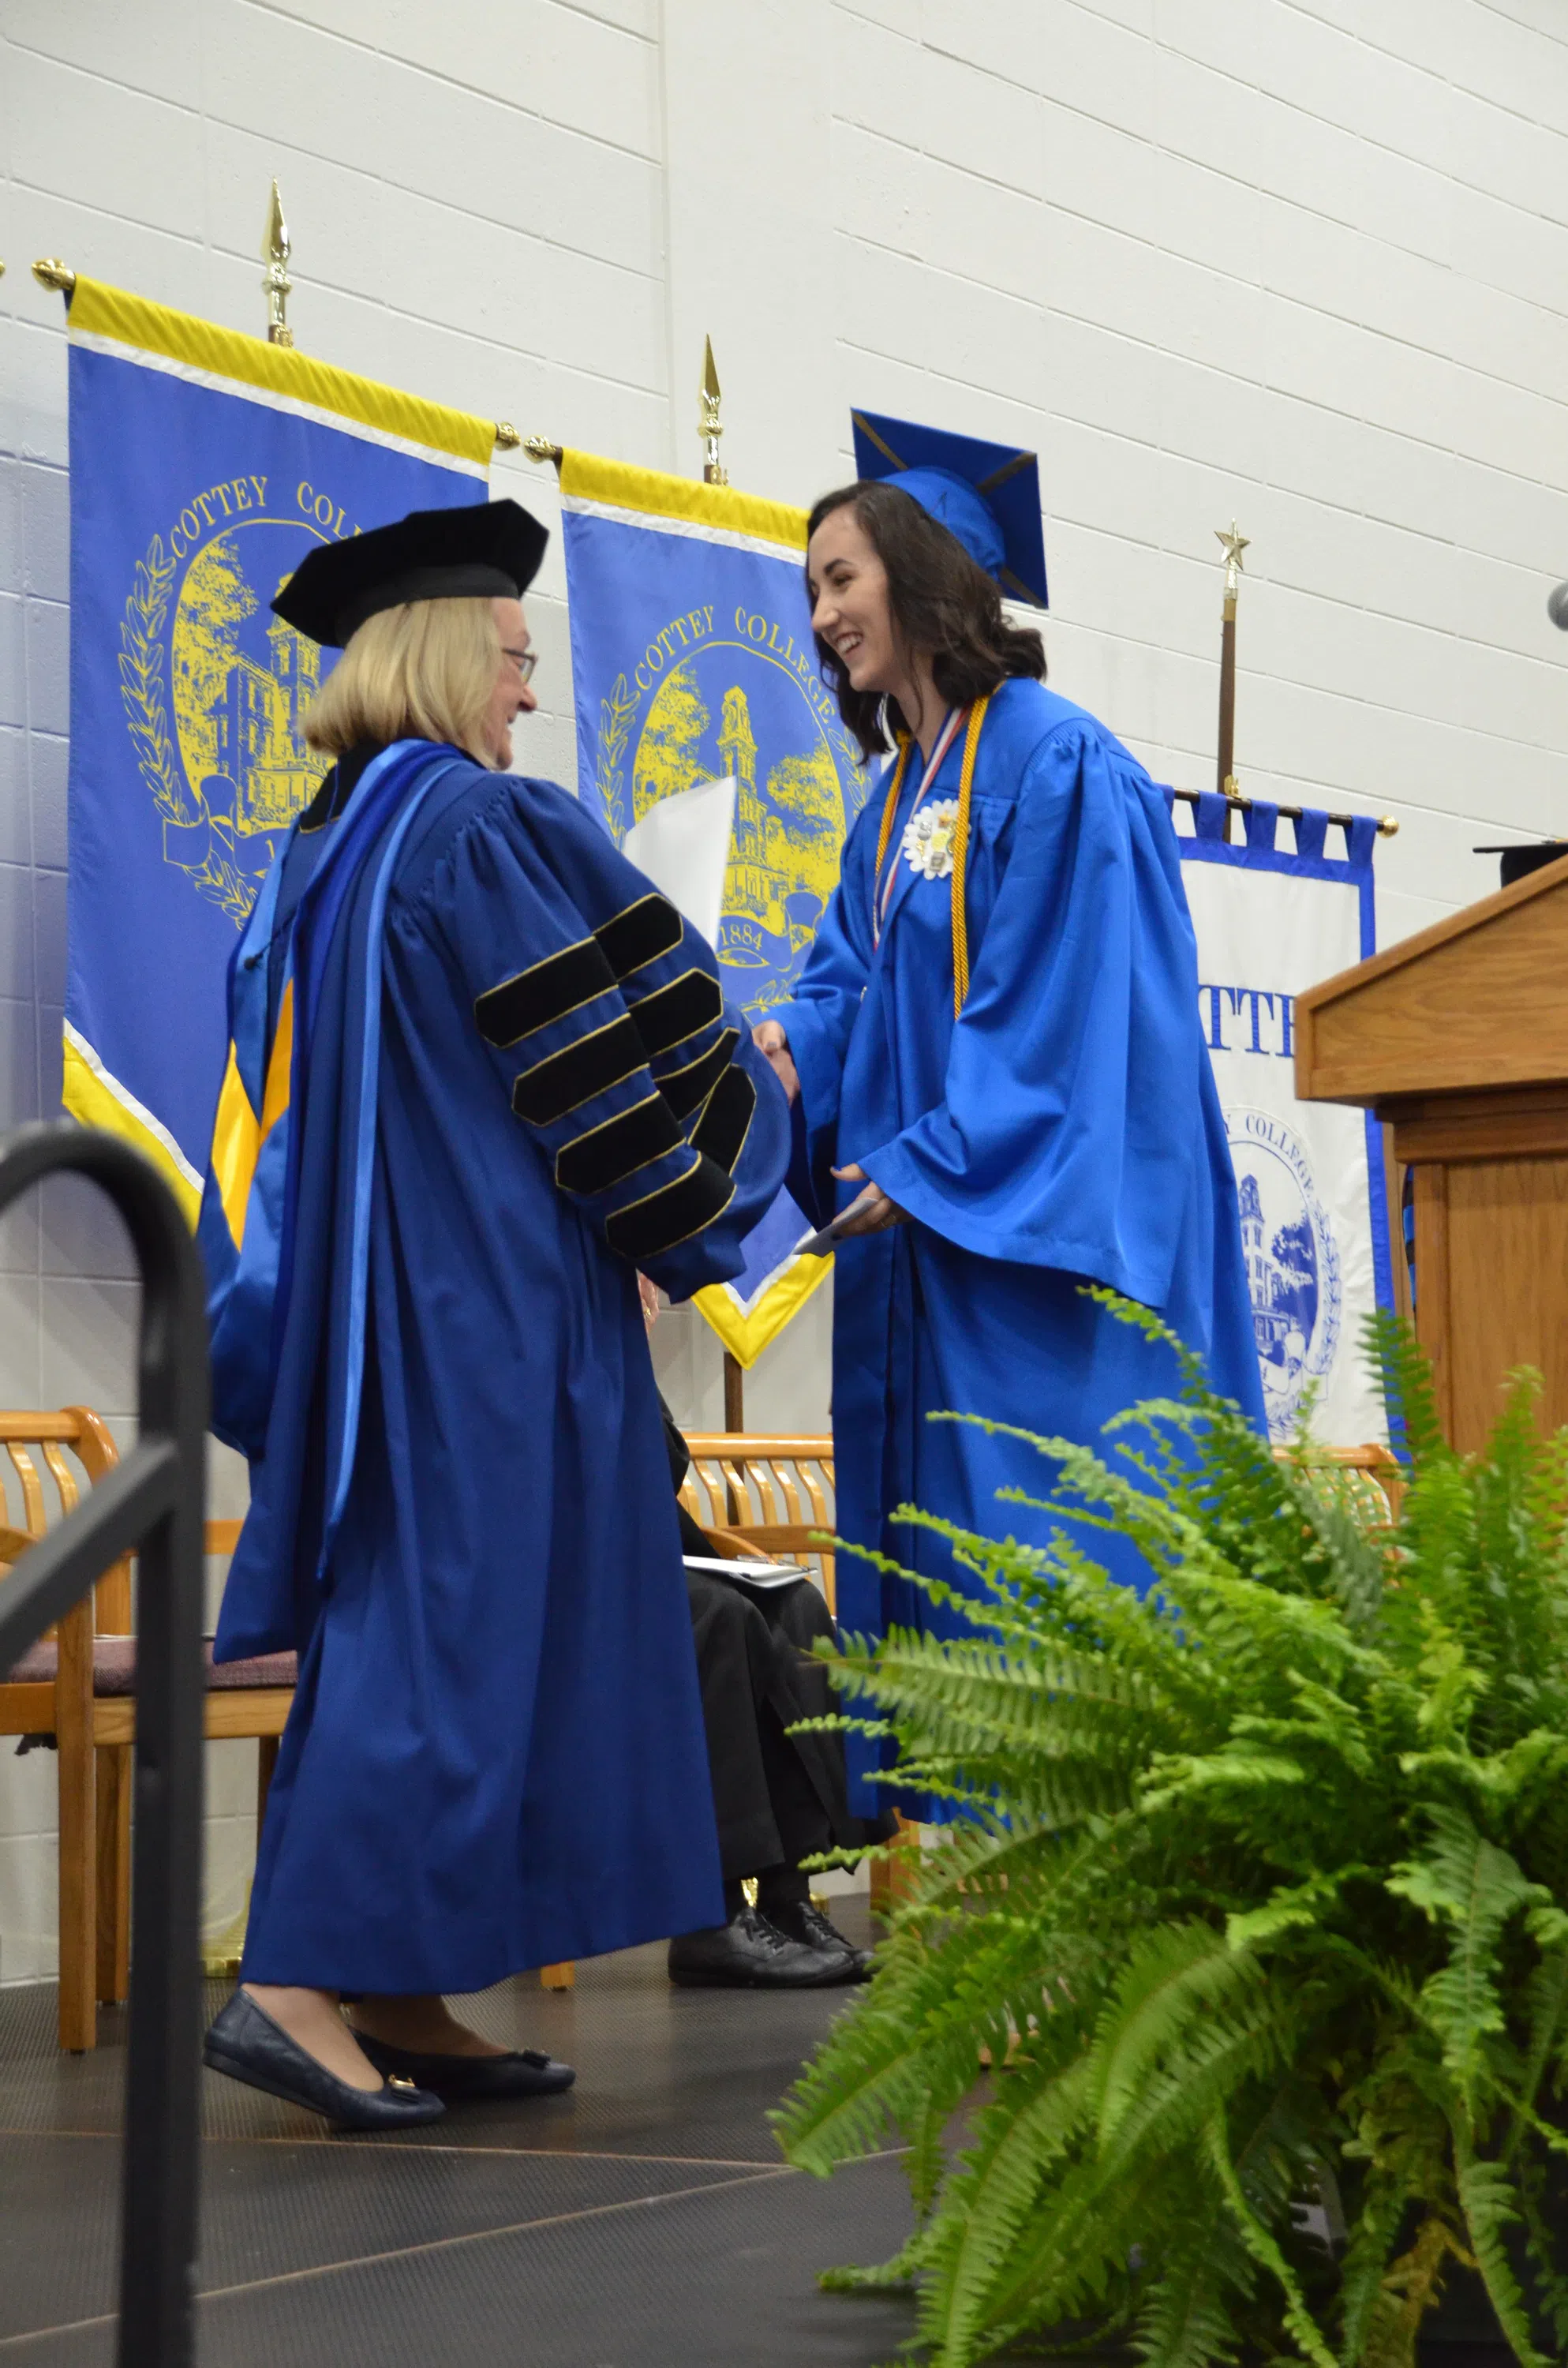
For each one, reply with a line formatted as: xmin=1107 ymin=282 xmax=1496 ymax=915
xmin=778 ymin=677 xmax=1264 ymax=1816
xmin=209 ymin=742 xmax=789 ymax=1993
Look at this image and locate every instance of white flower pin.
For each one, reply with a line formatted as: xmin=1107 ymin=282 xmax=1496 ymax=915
xmin=901 ymin=797 xmax=960 ymax=881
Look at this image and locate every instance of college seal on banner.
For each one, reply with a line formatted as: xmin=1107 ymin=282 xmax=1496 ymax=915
xmin=122 ymin=495 xmax=335 ymax=925
xmin=1227 ymin=1105 xmax=1342 ymax=1440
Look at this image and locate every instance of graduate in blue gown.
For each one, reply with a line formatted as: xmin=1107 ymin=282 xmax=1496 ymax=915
xmin=752 ymin=418 xmax=1265 ymax=1821
xmin=198 ymin=503 xmax=790 ymax=2130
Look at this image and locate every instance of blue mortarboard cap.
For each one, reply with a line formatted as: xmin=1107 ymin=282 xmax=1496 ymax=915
xmin=850 ymin=410 xmax=1048 ymax=609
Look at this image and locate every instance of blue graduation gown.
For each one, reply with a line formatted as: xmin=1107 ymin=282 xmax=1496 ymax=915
xmin=212 ymin=744 xmax=789 ymax=1992
xmin=778 ymin=678 xmax=1264 ymax=1816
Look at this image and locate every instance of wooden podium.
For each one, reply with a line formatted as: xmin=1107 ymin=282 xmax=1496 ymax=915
xmin=1294 ymin=853 xmax=1568 ymax=1451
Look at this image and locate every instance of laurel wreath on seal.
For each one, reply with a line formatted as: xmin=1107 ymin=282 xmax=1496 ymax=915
xmin=118 ymin=535 xmax=192 ymax=826
xmin=597 ymin=672 xmax=639 ymax=845
xmin=118 ymin=530 xmax=259 ymax=926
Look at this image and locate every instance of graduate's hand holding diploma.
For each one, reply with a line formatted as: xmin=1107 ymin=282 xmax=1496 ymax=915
xmin=755 ymin=1020 xmax=911 ymax=1247
xmin=792 ymin=1173 xmax=910 ymax=1253
xmin=829 ymin=1164 xmax=911 ymax=1237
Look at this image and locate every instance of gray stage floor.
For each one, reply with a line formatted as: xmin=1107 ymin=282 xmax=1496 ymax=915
xmin=0 ymin=1899 xmax=919 ymax=2365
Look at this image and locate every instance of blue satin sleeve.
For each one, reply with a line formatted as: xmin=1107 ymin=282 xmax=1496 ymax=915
xmin=859 ymin=724 xmax=1205 ymax=1311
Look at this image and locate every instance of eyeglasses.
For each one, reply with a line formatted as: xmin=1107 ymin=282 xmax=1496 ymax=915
xmin=501 ymin=646 xmax=537 ymax=686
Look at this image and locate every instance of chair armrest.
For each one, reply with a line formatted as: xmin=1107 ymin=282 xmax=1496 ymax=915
xmin=699 ymin=1527 xmax=780 ymax=1564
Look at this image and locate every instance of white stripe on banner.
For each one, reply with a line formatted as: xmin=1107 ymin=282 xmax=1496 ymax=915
xmin=63 ymin=1021 xmax=204 ymax=1193
xmin=1179 ymin=811 xmax=1394 ymax=1448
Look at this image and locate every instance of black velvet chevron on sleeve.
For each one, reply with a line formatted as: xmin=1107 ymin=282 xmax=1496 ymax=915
xmin=690 ymin=1065 xmax=756 ymax=1175
xmin=657 ymin=1027 xmax=740 ymax=1118
xmin=594 ymin=894 xmax=684 ymax=978
xmin=604 ymin=1152 xmax=736 ymax=1262
xmin=555 ymin=1092 xmax=684 ymax=1196
xmin=474 ymin=938 xmax=617 ymax=1049
xmin=627 ymin=967 xmax=723 ymax=1057
xmin=511 ymin=1014 xmax=646 ymax=1127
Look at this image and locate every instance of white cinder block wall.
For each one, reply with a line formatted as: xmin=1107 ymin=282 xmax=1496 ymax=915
xmin=2 ymin=0 xmax=1567 ymax=1976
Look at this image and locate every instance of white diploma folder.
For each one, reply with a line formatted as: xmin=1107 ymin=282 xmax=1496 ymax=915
xmin=621 ymin=774 xmax=736 ymax=954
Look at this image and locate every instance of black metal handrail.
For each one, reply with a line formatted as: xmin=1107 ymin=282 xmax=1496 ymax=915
xmin=0 ymin=1122 xmax=208 ymax=2367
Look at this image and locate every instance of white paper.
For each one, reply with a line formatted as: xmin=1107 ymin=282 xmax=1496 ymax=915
xmin=682 ymin=1555 xmax=810 ymax=1590
xmin=622 ymin=774 xmax=737 ymax=952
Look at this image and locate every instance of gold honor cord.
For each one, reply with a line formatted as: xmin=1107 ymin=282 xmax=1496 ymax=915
xmin=949 ymin=695 xmax=990 ymax=1017
xmin=871 ymin=693 xmax=993 ymax=1017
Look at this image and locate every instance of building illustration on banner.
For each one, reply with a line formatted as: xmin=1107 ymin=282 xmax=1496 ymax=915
xmin=1227 ymin=1106 xmax=1342 ymax=1440
xmin=125 ymin=508 xmax=332 ymax=925
xmin=626 ymin=634 xmax=863 ymax=1010
xmin=204 ymin=605 xmax=322 ymax=832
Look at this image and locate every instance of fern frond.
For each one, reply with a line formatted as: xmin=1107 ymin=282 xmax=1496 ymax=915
xmin=1204 ymin=2111 xmax=1336 ymax=2368
xmin=1455 ymin=2153 xmax=1548 ymax=2368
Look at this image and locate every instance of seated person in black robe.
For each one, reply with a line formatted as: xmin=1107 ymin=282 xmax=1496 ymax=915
xmin=652 ymin=1377 xmax=881 ymax=1989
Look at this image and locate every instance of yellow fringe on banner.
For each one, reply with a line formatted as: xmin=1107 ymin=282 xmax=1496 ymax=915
xmin=559 ymin=449 xmax=808 ymax=553
xmin=692 ymin=1250 xmax=833 ymax=1370
xmin=62 ymin=1033 xmax=201 ymax=1225
xmin=69 ymin=278 xmax=496 ymax=470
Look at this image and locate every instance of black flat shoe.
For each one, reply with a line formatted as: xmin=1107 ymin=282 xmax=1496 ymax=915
xmin=352 ymin=2033 xmax=576 ymax=2100
xmin=773 ymin=1901 xmax=875 ymax=1984
xmin=667 ymin=1903 xmax=848 ymax=1989
xmin=204 ymin=1990 xmax=445 ymax=2133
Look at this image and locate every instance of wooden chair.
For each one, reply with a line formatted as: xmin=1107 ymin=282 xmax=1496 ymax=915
xmin=679 ymin=1434 xmax=836 ymax=1610
xmin=1277 ymin=1439 xmax=1405 ymax=1524
xmin=0 ymin=1416 xmax=294 ymax=2050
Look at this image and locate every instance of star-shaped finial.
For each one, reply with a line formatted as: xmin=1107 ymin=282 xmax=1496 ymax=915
xmin=1215 ymin=519 xmax=1249 ymax=573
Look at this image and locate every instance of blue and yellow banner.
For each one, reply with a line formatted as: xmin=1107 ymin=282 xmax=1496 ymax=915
xmin=560 ymin=451 xmax=869 ymax=1361
xmin=64 ymin=277 xmax=491 ymax=1216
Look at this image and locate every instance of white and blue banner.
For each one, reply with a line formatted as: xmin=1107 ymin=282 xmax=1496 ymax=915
xmin=1177 ymin=793 xmax=1394 ymax=1446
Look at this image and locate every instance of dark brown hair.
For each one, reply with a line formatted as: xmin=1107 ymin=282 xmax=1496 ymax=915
xmin=806 ymin=481 xmax=1046 ymax=762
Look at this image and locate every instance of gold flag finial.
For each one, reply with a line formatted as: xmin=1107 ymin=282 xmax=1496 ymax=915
xmin=699 ymin=336 xmax=726 ymax=485
xmin=1215 ymin=519 xmax=1249 ymax=605
xmin=262 ymin=179 xmax=294 ymax=348
xmin=32 ymin=258 xmax=76 ymax=296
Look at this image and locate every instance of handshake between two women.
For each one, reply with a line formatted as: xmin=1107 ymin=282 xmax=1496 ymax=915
xmin=750 ymin=1019 xmax=909 ymax=1240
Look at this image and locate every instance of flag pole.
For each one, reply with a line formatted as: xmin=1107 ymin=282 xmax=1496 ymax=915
xmin=697 ymin=339 xmax=744 ymax=1426
xmin=1214 ymin=519 xmax=1248 ymax=802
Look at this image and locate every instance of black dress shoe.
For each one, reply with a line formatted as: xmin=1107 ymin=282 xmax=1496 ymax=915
xmin=204 ymin=1990 xmax=444 ymax=2133
xmin=352 ymin=2033 xmax=575 ymax=2100
xmin=773 ymin=1900 xmax=875 ymax=1984
xmin=667 ymin=1903 xmax=848 ymax=1988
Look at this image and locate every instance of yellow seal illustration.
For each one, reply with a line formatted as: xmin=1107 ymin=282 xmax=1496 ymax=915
xmin=120 ymin=479 xmax=342 ymax=925
xmin=606 ymin=608 xmax=866 ymax=1011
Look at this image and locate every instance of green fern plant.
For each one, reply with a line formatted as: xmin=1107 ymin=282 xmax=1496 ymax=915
xmin=777 ymin=1303 xmax=1568 ymax=2367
